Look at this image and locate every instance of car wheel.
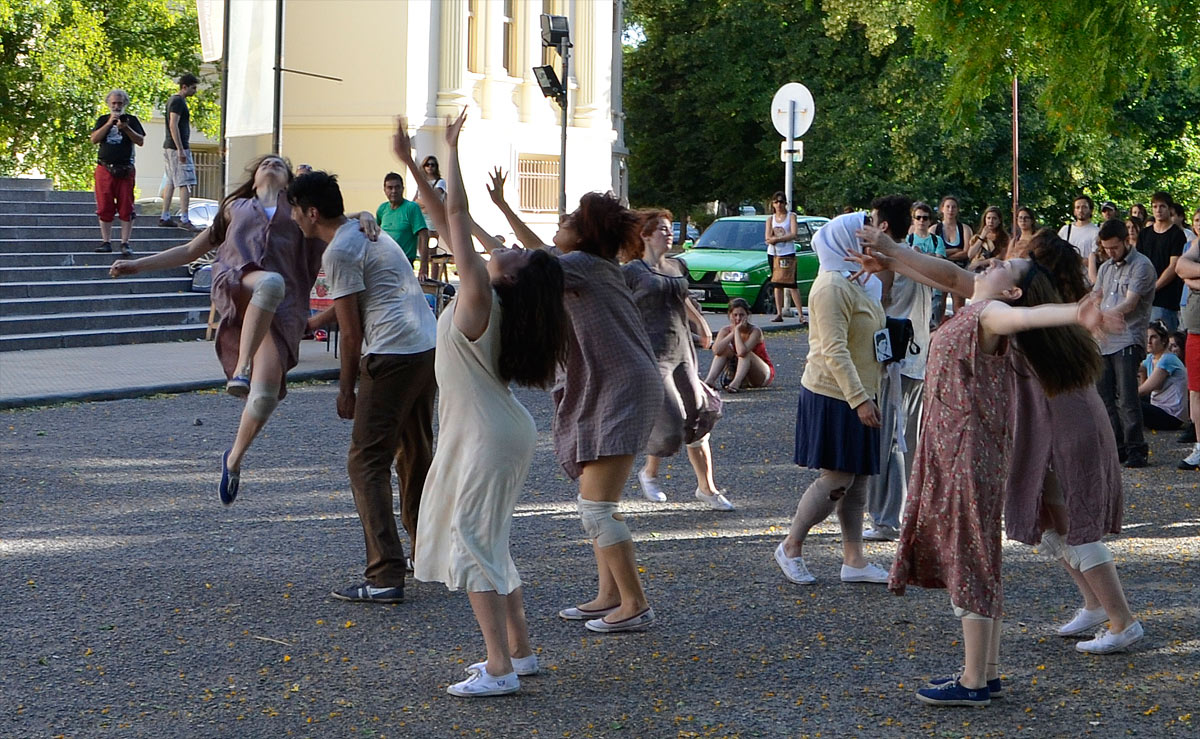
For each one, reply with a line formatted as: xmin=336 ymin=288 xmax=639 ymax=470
xmin=752 ymin=283 xmax=776 ymax=315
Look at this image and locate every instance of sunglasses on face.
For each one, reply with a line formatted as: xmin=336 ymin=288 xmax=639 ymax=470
xmin=913 ymin=214 xmax=931 ymax=221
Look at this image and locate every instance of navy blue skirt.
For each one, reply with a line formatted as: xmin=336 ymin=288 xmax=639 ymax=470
xmin=794 ymin=385 xmax=880 ymax=474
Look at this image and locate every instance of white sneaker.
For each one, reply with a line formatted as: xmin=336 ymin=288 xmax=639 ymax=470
xmin=1076 ymin=621 xmax=1144 ymax=654
xmin=637 ymin=470 xmax=667 ymax=502
xmin=467 ymin=653 xmax=539 ymax=676
xmin=446 ymin=669 xmax=520 ymax=697
xmin=1180 ymin=446 xmax=1200 ymax=470
xmin=774 ymin=542 xmax=816 ymax=584
xmin=862 ymin=525 xmax=898 ymax=541
xmin=1057 ymin=606 xmax=1108 ymax=636
xmin=695 ymin=488 xmax=735 ymax=511
xmin=840 ymin=562 xmax=890 ymax=584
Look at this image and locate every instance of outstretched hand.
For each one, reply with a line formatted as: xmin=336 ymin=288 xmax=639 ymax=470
xmin=109 ymin=260 xmax=138 ymax=278
xmin=444 ymin=108 xmax=467 ymax=147
xmin=846 ymin=247 xmax=891 ymax=284
xmin=1077 ymin=294 xmax=1124 ymax=336
xmin=392 ymin=116 xmax=415 ymax=165
xmin=486 ymin=167 xmax=507 ymax=206
xmin=855 ymin=225 xmax=898 ymax=255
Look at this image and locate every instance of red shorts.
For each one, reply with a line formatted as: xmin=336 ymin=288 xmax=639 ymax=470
xmin=1187 ymin=333 xmax=1200 ymax=392
xmin=94 ymin=164 xmax=136 ymax=222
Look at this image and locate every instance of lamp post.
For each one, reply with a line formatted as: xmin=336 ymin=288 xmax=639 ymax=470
xmin=535 ymin=14 xmax=571 ymax=216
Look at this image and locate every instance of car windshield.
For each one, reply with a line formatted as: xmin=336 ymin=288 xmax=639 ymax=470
xmin=692 ymin=220 xmax=766 ymax=251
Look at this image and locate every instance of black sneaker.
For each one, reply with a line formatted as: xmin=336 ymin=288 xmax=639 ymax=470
xmin=95 ymin=241 xmax=113 ymax=253
xmin=1123 ymin=457 xmax=1149 ymax=469
xmin=331 ymin=582 xmax=403 ymax=604
xmin=1178 ymin=424 xmax=1196 ymax=444
xmin=119 ymin=244 xmax=133 ymax=258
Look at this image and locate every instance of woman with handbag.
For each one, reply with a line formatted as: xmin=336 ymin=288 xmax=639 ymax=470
xmin=89 ymin=89 xmax=145 ymax=259
xmin=773 ymin=200 xmax=908 ymax=588
xmin=626 ymin=210 xmax=734 ymax=511
xmin=764 ymin=192 xmax=806 ymax=325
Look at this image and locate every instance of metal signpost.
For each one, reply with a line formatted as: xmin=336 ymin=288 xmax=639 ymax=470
xmin=770 ymin=83 xmax=815 ymax=212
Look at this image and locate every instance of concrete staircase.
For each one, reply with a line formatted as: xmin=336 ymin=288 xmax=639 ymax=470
xmin=0 ymin=178 xmax=211 ymax=351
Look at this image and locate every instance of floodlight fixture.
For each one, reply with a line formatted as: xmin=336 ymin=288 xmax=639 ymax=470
xmin=533 ymin=65 xmax=565 ymax=100
xmin=540 ymin=14 xmax=570 ymax=47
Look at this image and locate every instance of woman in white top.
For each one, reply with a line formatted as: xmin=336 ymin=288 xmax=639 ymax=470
xmin=763 ymin=192 xmax=806 ymax=325
xmin=397 ymin=112 xmax=569 ymax=698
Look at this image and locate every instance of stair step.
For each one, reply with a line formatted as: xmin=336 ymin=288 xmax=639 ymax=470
xmin=0 ymin=238 xmax=185 ymax=254
xmin=0 ymin=213 xmax=194 ymax=228
xmin=0 ymin=306 xmax=212 ymax=335
xmin=0 ymin=277 xmax=194 ymax=298
xmin=0 ymin=252 xmax=185 ymax=267
xmin=0 ymin=325 xmax=209 ymax=351
xmin=0 ymin=200 xmax=106 ymax=215
xmin=0 ymin=178 xmax=53 ymax=191
xmin=0 ymin=225 xmax=197 ymax=239
xmin=0 ymin=264 xmax=191 ymax=282
xmin=0 ymin=189 xmax=96 ymax=203
xmin=0 ymin=292 xmax=211 ymax=316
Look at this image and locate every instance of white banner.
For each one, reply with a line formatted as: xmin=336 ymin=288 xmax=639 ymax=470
xmin=196 ymin=0 xmax=223 ymax=62
xmin=226 ymin=0 xmax=277 ymax=138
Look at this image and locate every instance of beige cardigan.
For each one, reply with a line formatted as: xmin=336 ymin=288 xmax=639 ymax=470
xmin=800 ymin=271 xmax=884 ymax=408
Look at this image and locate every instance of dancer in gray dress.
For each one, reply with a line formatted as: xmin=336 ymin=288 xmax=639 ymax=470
xmin=487 ymin=170 xmax=663 ymax=633
xmin=625 ymin=210 xmax=733 ymax=510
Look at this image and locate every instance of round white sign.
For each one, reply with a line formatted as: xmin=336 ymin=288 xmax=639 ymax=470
xmin=770 ymin=83 xmax=815 ymax=139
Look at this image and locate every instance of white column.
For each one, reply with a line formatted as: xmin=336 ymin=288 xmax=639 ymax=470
xmin=519 ymin=1 xmax=554 ymax=124
xmin=572 ymin=0 xmax=610 ymax=126
xmin=436 ymin=0 xmax=471 ymax=115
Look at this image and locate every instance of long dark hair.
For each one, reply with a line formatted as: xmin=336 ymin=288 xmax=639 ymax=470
xmin=494 ymin=249 xmax=568 ymax=387
xmin=570 ymin=192 xmax=641 ymax=260
xmin=208 ymin=154 xmax=293 ymax=245
xmin=1012 ymin=230 xmax=1102 ymax=395
xmin=977 ymin=205 xmax=1011 ymax=254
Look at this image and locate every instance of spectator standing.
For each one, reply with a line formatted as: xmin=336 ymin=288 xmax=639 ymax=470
xmin=905 ymin=202 xmax=945 ymax=324
xmin=1094 ymin=218 xmax=1156 ymax=468
xmin=933 ymin=196 xmax=973 ymax=322
xmin=1008 ymin=207 xmax=1038 ymax=259
xmin=1100 ymin=201 xmax=1119 ymax=221
xmin=1174 ymin=203 xmax=1197 ymax=244
xmin=89 ymin=89 xmax=145 ymax=258
xmin=1137 ymin=192 xmax=1187 ymax=332
xmin=966 ymin=206 xmax=1010 ymax=269
xmin=1173 ymin=213 xmax=1200 ymax=468
xmin=865 ymin=210 xmax=933 ymax=542
xmin=375 ymin=172 xmax=429 ymax=268
xmin=413 ymin=155 xmax=447 ymax=281
xmin=160 ymin=73 xmax=201 ymax=232
xmin=1130 ymin=203 xmax=1149 ymax=223
xmin=1058 ymin=195 xmax=1100 ymax=261
xmin=290 ymin=171 xmax=438 ymax=604
xmin=764 ymin=192 xmax=805 ymax=324
xmin=1138 ymin=320 xmax=1189 ymax=431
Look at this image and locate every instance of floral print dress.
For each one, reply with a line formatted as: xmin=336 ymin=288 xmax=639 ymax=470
xmin=889 ymin=301 xmax=1012 ymax=618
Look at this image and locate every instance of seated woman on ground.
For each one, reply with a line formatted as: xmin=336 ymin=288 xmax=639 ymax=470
xmin=1138 ymin=320 xmax=1189 ymax=431
xmin=704 ymin=298 xmax=774 ymax=392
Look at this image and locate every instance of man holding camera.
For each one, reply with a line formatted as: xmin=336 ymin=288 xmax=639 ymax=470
xmin=89 ymin=89 xmax=145 ymax=258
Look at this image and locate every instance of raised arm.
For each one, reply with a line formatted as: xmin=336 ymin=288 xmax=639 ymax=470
xmin=486 ymin=167 xmax=547 ymax=250
xmin=979 ymin=293 xmax=1120 ymax=337
xmin=856 ymin=225 xmax=976 ymax=298
xmin=392 ymin=117 xmax=451 ymax=251
xmin=440 ymin=109 xmax=493 ymax=340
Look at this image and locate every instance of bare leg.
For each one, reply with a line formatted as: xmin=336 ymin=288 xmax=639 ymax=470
xmin=233 ymin=271 xmax=277 ymax=378
xmin=119 ymin=219 xmax=133 ymax=244
xmin=179 ymin=184 xmax=191 ymax=220
xmin=504 ymin=587 xmax=533 ymax=659
xmin=788 ymin=288 xmax=805 ymax=322
xmin=729 ymin=350 xmax=770 ymax=390
xmin=99 ymin=219 xmax=113 ymax=243
xmin=960 ymin=617 xmax=996 ymax=690
xmin=686 ymin=438 xmax=718 ymax=495
xmin=642 ymin=455 xmax=661 ymax=480
xmin=783 ymin=469 xmax=855 ymax=558
xmin=1063 ymin=561 xmax=1103 ymax=609
xmin=161 ymin=181 xmax=175 ymax=220
xmin=987 ymin=619 xmax=1002 ymax=681
xmin=578 ymin=455 xmax=649 ymax=621
xmin=227 ymin=337 xmax=283 ymax=472
xmin=773 ymin=286 xmax=784 ymax=320
xmin=705 ymin=353 xmax=730 ymax=387
xmin=1075 ymin=562 xmax=1135 ymax=632
xmin=576 ymin=539 xmax=621 ymax=613
xmin=467 ymin=590 xmax=513 ymax=677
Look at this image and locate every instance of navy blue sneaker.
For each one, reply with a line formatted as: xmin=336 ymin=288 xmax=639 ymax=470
xmin=219 ymin=449 xmax=239 ymax=506
xmin=331 ymin=582 xmax=403 ymax=604
xmin=928 ymin=673 xmax=1002 ymax=698
xmin=916 ymin=679 xmax=991 ymax=706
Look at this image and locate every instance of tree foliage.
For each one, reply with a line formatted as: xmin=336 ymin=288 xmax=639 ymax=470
xmin=624 ymin=0 xmax=1200 ymax=225
xmin=0 ymin=0 xmax=216 ymax=189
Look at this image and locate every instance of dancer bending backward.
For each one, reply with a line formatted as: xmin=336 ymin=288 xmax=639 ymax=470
xmin=853 ymin=225 xmax=1117 ymax=707
xmin=111 ymin=155 xmax=378 ymax=503
xmin=774 ymin=199 xmax=910 ymax=587
xmin=486 ymin=169 xmax=664 ymax=633
xmin=705 ymin=298 xmax=775 ymax=391
xmin=393 ymin=112 xmax=568 ymax=697
xmin=1005 ymin=231 xmax=1142 ymax=656
xmin=626 ymin=210 xmax=733 ymax=511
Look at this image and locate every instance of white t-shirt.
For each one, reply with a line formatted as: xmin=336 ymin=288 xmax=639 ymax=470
xmin=323 ymin=220 xmax=437 ymax=356
xmin=1058 ymin=222 xmax=1100 ymax=260
xmin=767 ymin=213 xmax=795 ymax=256
xmin=886 ymin=241 xmax=933 ymax=381
xmin=1142 ymin=352 xmax=1188 ymax=420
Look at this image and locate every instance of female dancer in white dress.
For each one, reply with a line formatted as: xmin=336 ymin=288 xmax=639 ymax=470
xmin=397 ymin=112 xmax=568 ymax=698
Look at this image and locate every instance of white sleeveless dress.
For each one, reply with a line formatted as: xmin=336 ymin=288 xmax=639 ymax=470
xmin=414 ymin=293 xmax=536 ymax=595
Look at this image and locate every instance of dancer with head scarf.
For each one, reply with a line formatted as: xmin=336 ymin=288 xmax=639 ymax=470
xmin=774 ymin=197 xmax=910 ymax=587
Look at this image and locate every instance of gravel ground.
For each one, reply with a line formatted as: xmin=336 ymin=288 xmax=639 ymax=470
xmin=1 ymin=329 xmax=1197 ymax=738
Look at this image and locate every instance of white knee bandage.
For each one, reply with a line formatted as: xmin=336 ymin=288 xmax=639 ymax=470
xmin=1040 ymin=530 xmax=1067 ymax=561
xmin=952 ymin=605 xmax=990 ymax=621
xmin=245 ymin=383 xmax=280 ymax=421
xmin=249 ymin=271 xmax=285 ymax=311
xmin=577 ymin=496 xmax=632 ymax=548
xmin=1065 ymin=541 xmax=1114 ymax=572
xmin=685 ymin=433 xmax=710 ymax=450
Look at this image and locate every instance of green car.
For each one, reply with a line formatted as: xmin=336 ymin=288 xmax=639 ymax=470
xmin=674 ymin=215 xmax=829 ymax=312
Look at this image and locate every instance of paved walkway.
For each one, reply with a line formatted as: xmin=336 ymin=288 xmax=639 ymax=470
xmin=0 ymin=313 xmax=803 ymax=409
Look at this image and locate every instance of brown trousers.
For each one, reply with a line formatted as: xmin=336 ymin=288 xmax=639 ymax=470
xmin=347 ymin=349 xmax=436 ymax=587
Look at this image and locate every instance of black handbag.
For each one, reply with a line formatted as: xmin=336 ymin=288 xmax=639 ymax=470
xmin=103 ymin=162 xmax=134 ymax=179
xmin=883 ymin=317 xmax=919 ymax=364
